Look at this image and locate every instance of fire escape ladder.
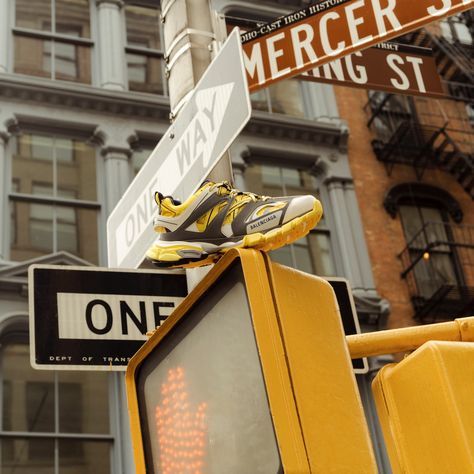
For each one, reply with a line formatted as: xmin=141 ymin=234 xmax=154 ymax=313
xmin=434 ymin=130 xmax=474 ymax=200
xmin=371 ymin=120 xmax=412 ymax=175
xmin=427 ymin=31 xmax=474 ymax=83
xmin=412 ymin=126 xmax=445 ymax=180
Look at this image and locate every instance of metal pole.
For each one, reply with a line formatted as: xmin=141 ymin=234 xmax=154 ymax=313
xmin=161 ymin=0 xmax=233 ymax=184
xmin=161 ymin=0 xmax=233 ymax=287
xmin=346 ymin=317 xmax=474 ymax=359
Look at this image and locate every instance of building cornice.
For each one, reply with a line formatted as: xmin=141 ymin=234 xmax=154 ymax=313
xmin=0 ymin=74 xmax=349 ymax=149
xmin=245 ymin=111 xmax=349 ymax=149
xmin=0 ymin=74 xmax=171 ymax=121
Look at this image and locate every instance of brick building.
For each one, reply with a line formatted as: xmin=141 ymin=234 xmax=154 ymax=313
xmin=334 ymin=13 xmax=474 ymax=329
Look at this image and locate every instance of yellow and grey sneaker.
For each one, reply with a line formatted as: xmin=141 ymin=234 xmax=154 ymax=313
xmin=146 ymin=181 xmax=323 ymax=268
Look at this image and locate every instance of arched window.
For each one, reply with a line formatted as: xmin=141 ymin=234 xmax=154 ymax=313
xmin=384 ymin=183 xmax=474 ymax=322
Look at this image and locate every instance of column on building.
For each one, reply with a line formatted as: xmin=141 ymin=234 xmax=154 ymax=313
xmin=0 ymin=130 xmax=9 ymax=261
xmin=96 ymin=0 xmax=127 ymax=90
xmin=102 ymin=146 xmax=132 ymax=217
xmin=0 ymin=0 xmax=10 ymax=72
xmin=308 ymin=83 xmax=341 ymax=122
xmin=326 ymin=178 xmax=378 ymax=298
xmin=229 ymin=143 xmax=250 ymax=190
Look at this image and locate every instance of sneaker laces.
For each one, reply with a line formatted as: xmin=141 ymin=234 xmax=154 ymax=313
xmin=210 ymin=181 xmax=270 ymax=203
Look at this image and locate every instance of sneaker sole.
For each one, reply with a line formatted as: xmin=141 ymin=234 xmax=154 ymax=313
xmin=147 ymin=200 xmax=323 ymax=268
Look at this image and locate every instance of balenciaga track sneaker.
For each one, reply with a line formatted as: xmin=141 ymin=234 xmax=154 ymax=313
xmin=146 ymin=181 xmax=323 ymax=268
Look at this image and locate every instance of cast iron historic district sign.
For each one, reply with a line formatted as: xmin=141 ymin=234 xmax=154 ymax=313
xmin=29 ymin=265 xmax=187 ymax=370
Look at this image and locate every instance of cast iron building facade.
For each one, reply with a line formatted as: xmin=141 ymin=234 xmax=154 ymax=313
xmin=0 ymin=0 xmax=472 ymax=473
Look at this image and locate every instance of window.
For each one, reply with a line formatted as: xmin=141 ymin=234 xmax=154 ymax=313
xmin=439 ymin=14 xmax=473 ymax=45
xmin=399 ymin=203 xmax=459 ymax=299
xmin=386 ymin=183 xmax=473 ymax=320
xmin=225 ymin=15 xmax=307 ymax=118
xmin=0 ymin=336 xmax=113 ymax=474
xmin=9 ymin=133 xmax=100 ymax=263
xmin=14 ymin=0 xmax=92 ymax=83
xmin=125 ymin=4 xmax=166 ymax=94
xmin=251 ymin=79 xmax=307 ymax=118
xmin=244 ymin=163 xmax=335 ymax=276
xmin=466 ymin=103 xmax=474 ymax=127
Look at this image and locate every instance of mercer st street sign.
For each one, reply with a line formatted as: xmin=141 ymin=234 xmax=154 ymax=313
xmin=107 ymin=28 xmax=251 ymax=268
xmin=241 ymin=0 xmax=472 ymax=92
xmin=29 ymin=265 xmax=187 ymax=370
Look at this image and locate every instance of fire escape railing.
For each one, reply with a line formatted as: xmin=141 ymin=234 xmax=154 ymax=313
xmin=399 ymin=222 xmax=474 ymax=322
xmin=370 ymin=120 xmax=445 ymax=173
xmin=442 ymin=80 xmax=474 ymax=103
xmin=431 ymin=35 xmax=474 ymax=84
xmin=364 ymin=92 xmax=474 ymax=198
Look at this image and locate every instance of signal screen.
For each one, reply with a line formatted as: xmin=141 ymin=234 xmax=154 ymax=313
xmin=136 ymin=265 xmax=282 ymax=474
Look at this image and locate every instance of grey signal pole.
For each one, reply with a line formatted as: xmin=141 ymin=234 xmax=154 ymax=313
xmin=161 ymin=0 xmax=234 ymax=184
xmin=161 ymin=0 xmax=234 ymax=286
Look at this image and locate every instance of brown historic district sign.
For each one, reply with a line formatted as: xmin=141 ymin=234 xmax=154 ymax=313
xmin=301 ymin=42 xmax=445 ymax=97
xmin=241 ymin=0 xmax=472 ymax=92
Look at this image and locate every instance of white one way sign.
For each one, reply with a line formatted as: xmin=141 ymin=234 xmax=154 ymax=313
xmin=29 ymin=265 xmax=187 ymax=371
xmin=107 ymin=28 xmax=251 ymax=268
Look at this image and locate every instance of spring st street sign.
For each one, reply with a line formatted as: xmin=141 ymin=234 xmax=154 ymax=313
xmin=300 ymin=42 xmax=445 ymax=97
xmin=241 ymin=0 xmax=472 ymax=92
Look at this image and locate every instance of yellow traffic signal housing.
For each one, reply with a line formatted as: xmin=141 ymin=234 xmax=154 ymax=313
xmin=126 ymin=249 xmax=376 ymax=473
xmin=372 ymin=340 xmax=474 ymax=474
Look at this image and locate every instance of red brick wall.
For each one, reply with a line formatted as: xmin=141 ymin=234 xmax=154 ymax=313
xmin=333 ymin=85 xmax=474 ymax=329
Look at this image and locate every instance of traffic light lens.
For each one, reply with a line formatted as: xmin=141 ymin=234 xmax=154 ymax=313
xmin=136 ymin=264 xmax=282 ymax=473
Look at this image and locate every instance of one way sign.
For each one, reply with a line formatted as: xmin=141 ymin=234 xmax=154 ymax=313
xmin=107 ymin=28 xmax=251 ymax=269
xmin=29 ymin=265 xmax=187 ymax=371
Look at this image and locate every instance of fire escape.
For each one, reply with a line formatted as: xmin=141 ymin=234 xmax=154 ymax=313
xmin=365 ymin=12 xmax=474 ymax=201
xmin=366 ymin=93 xmax=474 ymax=199
xmin=400 ymin=12 xmax=474 ymax=102
xmin=366 ymin=11 xmax=474 ymax=199
xmin=399 ymin=222 xmax=474 ymax=323
xmin=370 ymin=13 xmax=474 ymax=321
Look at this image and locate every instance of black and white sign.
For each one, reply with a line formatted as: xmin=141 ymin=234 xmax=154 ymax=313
xmin=326 ymin=278 xmax=368 ymax=374
xmin=107 ymin=28 xmax=251 ymax=269
xmin=29 ymin=265 xmax=187 ymax=371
